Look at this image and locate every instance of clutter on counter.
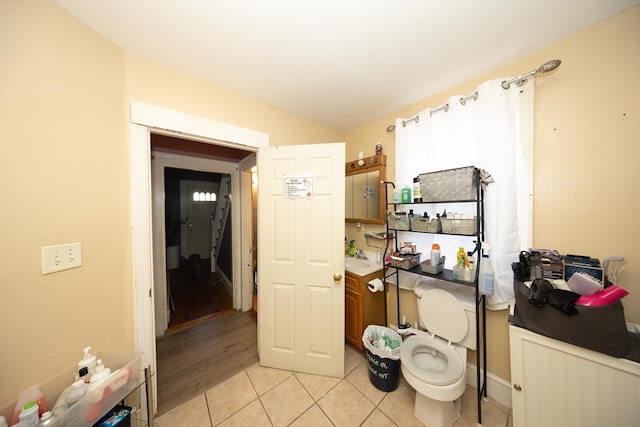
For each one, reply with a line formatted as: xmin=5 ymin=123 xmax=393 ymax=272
xmin=8 ymin=348 xmax=143 ymax=427
xmin=511 ymin=249 xmax=638 ymax=362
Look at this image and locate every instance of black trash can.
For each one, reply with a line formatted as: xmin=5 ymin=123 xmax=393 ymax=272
xmin=362 ymin=325 xmax=401 ymax=392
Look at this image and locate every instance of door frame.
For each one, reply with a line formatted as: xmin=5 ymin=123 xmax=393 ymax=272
xmin=151 ymin=152 xmax=239 ymax=337
xmin=129 ymin=101 xmax=269 ymax=412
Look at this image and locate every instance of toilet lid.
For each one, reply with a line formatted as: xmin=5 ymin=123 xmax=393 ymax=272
xmin=400 ymin=335 xmax=464 ymax=386
xmin=419 ymin=289 xmax=468 ymax=343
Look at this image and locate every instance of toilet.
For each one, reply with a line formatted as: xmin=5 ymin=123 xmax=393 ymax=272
xmin=400 ymin=280 xmax=477 ymax=427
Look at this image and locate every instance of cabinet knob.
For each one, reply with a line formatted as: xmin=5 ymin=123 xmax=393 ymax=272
xmin=513 ymin=384 xmax=522 ymax=391
xmin=333 ymin=272 xmax=342 ymax=282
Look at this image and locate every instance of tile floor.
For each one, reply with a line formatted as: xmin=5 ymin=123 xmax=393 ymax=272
xmin=156 ymin=345 xmax=512 ymax=427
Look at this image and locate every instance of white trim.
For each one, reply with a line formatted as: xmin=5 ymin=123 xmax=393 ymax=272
xmin=129 ymin=123 xmax=158 ymax=412
xmin=465 ymin=363 xmax=512 ymax=409
xmin=129 ymin=102 xmax=269 ymax=415
xmin=130 ymin=101 xmax=269 ymax=149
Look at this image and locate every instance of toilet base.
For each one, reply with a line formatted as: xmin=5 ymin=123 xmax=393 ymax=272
xmin=414 ymin=392 xmax=461 ymax=427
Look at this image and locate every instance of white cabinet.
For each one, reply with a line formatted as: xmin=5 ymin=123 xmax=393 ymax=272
xmin=509 ymin=324 xmax=640 ymax=427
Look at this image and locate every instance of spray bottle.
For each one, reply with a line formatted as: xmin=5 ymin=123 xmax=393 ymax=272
xmin=479 ymin=243 xmax=494 ymax=296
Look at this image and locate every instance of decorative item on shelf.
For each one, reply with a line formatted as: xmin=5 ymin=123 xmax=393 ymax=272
xmin=387 ymin=212 xmax=410 ymax=230
xmin=389 ymin=252 xmax=421 ymax=269
xmin=401 ymin=185 xmax=412 ymax=203
xmin=413 ymin=176 xmax=422 ymax=203
xmin=441 ymin=215 xmax=477 ymax=235
xmin=420 ymin=255 xmax=445 ymax=274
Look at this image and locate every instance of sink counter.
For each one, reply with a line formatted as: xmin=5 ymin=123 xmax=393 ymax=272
xmin=344 ymin=254 xmax=383 ymax=276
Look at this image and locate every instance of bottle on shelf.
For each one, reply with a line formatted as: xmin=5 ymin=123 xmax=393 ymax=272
xmin=401 ymin=185 xmax=412 ymax=203
xmin=456 ymin=247 xmax=466 ymax=266
xmin=413 ymin=177 xmax=422 ymax=203
xmin=479 ymin=254 xmax=494 ymax=295
xmin=431 ymin=243 xmax=441 ymax=266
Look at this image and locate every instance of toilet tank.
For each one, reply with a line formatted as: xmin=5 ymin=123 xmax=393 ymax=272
xmin=414 ymin=279 xmax=477 ymax=350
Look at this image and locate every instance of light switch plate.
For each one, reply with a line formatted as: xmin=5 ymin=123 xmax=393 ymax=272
xmin=41 ymin=242 xmax=82 ymax=274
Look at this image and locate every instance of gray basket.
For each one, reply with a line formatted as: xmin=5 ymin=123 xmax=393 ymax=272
xmin=409 ymin=217 xmax=442 ymax=233
xmin=419 ymin=166 xmax=478 ymax=202
xmin=387 ymin=214 xmax=410 ymax=230
xmin=440 ymin=217 xmax=477 ymax=235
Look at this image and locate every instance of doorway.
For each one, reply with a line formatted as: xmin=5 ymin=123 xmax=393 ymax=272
xmin=162 ymin=166 xmax=234 ymax=333
xmin=130 ymin=101 xmax=269 ymax=415
xmin=150 ymin=132 xmax=259 ymax=412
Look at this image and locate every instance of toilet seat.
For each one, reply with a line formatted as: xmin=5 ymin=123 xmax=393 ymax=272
xmin=400 ymin=335 xmax=464 ymax=386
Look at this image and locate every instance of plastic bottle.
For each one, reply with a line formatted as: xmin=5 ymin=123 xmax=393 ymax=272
xmin=348 ymin=240 xmax=356 ymax=257
xmin=39 ymin=411 xmax=57 ymax=426
xmin=65 ymin=380 xmax=88 ymax=408
xmin=479 ymin=254 xmax=495 ymax=295
xmin=413 ymin=177 xmax=422 ymax=203
xmin=431 ymin=243 xmax=441 ymax=266
xmin=457 ymin=247 xmax=466 ymax=266
xmin=11 ymin=386 xmax=47 ymax=425
xmin=18 ymin=402 xmax=39 ymax=427
xmin=77 ymin=346 xmax=97 ymax=381
xmin=401 ymin=185 xmax=412 ymax=203
xmin=89 ymin=359 xmax=111 ymax=385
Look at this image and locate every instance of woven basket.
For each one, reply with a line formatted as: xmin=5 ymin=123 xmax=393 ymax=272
xmin=419 ymin=166 xmax=478 ymax=202
xmin=440 ymin=217 xmax=477 ymax=235
xmin=387 ymin=214 xmax=410 ymax=231
xmin=409 ymin=217 xmax=442 ymax=233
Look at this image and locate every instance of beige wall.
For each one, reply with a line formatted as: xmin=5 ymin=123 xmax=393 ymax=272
xmin=346 ymin=7 xmax=640 ymax=381
xmin=0 ymin=0 xmax=344 ymax=411
xmin=0 ymin=0 xmax=132 ymax=409
xmin=1 ymin=0 xmax=638 ymax=412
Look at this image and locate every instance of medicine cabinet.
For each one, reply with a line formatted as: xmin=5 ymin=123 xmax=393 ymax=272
xmin=345 ymin=153 xmax=386 ymax=224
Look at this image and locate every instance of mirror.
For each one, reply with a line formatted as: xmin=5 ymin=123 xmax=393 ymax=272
xmin=345 ymin=154 xmax=386 ymax=224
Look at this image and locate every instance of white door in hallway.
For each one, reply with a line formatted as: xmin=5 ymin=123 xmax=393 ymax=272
xmin=258 ymin=143 xmax=345 ymax=377
xmin=186 ymin=183 xmax=215 ymax=258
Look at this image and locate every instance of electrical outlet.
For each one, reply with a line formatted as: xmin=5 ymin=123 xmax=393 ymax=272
xmin=41 ymin=242 xmax=82 ymax=274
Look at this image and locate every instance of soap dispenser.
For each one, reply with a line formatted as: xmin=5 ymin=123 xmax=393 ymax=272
xmin=77 ymin=346 xmax=97 ymax=381
xmin=348 ymin=240 xmax=356 ymax=257
xmin=90 ymin=359 xmax=111 ymax=385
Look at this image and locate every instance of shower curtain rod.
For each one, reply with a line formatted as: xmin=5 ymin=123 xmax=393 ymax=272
xmin=387 ymin=60 xmax=560 ymax=132
xmin=391 ymin=89 xmax=479 ymax=131
xmin=502 ymin=59 xmax=561 ymax=89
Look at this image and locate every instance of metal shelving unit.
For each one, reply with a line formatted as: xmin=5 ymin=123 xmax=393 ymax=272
xmin=382 ymin=168 xmax=487 ymax=425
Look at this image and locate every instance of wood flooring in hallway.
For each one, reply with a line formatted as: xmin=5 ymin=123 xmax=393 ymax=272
xmin=156 ymin=310 xmax=259 ymax=416
xmin=165 ymin=258 xmax=234 ymax=334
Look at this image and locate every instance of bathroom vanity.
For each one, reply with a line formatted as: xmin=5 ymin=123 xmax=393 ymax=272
xmin=345 ymin=266 xmax=385 ymax=351
xmin=509 ymin=324 xmax=640 ymax=426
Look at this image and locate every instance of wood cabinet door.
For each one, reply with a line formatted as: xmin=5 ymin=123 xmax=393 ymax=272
xmin=345 ymin=274 xmax=362 ymax=349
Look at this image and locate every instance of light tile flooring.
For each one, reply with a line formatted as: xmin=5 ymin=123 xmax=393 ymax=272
xmin=156 ymin=345 xmax=512 ymax=426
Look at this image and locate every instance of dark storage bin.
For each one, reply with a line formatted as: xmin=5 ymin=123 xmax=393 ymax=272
xmin=364 ymin=349 xmax=401 ymax=392
xmin=513 ymin=279 xmax=629 ymax=357
xmin=362 ymin=325 xmax=401 ymax=392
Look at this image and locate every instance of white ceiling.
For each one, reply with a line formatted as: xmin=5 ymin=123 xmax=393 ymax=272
xmin=55 ymin=0 xmax=639 ymax=131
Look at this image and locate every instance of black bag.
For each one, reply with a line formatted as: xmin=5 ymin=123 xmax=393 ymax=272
xmin=513 ymin=279 xmax=629 ymax=357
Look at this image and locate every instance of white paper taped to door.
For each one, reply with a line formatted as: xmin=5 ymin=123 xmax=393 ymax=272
xmin=368 ymin=278 xmax=384 ymax=292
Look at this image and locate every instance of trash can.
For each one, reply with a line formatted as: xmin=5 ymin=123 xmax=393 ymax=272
xmin=362 ymin=325 xmax=402 ymax=392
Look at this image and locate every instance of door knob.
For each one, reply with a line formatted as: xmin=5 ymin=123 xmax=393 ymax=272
xmin=333 ymin=273 xmax=342 ymax=282
xmin=513 ymin=384 xmax=522 ymax=391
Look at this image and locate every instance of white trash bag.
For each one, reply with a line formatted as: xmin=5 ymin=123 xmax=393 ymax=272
xmin=362 ymin=325 xmax=401 ymax=360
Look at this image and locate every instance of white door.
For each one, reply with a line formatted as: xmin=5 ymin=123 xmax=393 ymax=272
xmin=186 ymin=183 xmax=215 ymax=258
xmin=258 ymin=143 xmax=345 ymax=377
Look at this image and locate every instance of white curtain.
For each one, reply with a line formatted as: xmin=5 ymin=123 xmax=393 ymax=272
xmin=395 ymin=78 xmax=534 ymax=310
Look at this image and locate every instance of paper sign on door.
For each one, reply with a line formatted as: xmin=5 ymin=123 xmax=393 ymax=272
xmin=284 ymin=176 xmax=313 ymax=199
